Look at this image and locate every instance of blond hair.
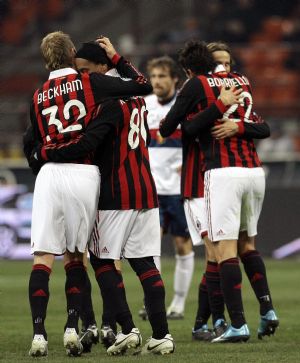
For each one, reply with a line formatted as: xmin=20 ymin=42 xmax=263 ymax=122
xmin=40 ymin=31 xmax=75 ymax=71
xmin=207 ymin=41 xmax=235 ymax=66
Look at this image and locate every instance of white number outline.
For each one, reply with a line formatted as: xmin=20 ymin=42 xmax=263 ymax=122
xmin=42 ymin=100 xmax=87 ymax=142
xmin=222 ymin=91 xmax=253 ymax=123
xmin=128 ymin=105 xmax=147 ymax=149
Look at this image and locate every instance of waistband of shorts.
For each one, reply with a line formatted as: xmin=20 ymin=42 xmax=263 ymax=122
xmin=43 ymin=162 xmax=100 ymax=174
xmin=206 ymin=166 xmax=264 ymax=177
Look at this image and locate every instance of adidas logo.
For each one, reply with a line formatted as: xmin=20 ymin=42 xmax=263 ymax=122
xmin=216 ymin=229 xmax=225 ymax=236
xmin=101 ymin=246 xmax=109 ymax=254
xmin=33 ymin=289 xmax=47 ymax=297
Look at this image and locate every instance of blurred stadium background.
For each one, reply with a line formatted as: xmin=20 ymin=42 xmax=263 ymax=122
xmin=0 ymin=0 xmax=300 ymax=259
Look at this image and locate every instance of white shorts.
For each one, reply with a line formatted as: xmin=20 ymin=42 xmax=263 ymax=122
xmin=204 ymin=167 xmax=265 ymax=242
xmin=184 ymin=198 xmax=207 ymax=246
xmin=89 ymin=208 xmax=161 ymax=259
xmin=31 ymin=163 xmax=100 ymax=255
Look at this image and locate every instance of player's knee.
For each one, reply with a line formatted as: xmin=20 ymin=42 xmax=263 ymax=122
xmin=89 ymin=250 xmax=114 ymax=271
xmin=174 ymin=236 xmax=192 ymax=255
xmin=128 ymin=256 xmax=156 ymax=275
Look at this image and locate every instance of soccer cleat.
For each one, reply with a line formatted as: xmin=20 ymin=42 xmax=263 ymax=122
xmin=63 ymin=328 xmax=83 ymax=356
xmin=80 ymin=324 xmax=99 ymax=353
xmin=192 ymin=324 xmax=214 ymax=342
xmin=138 ymin=306 xmax=148 ymax=320
xmin=29 ymin=334 xmax=48 ymax=357
xmin=141 ymin=334 xmax=175 ymax=355
xmin=166 ymin=306 xmax=184 ymax=320
xmin=213 ymin=319 xmax=228 ymax=338
xmin=100 ymin=325 xmax=116 ymax=348
xmin=106 ymin=328 xmax=142 ymax=356
xmin=211 ymin=324 xmax=250 ymax=343
xmin=258 ymin=310 xmax=279 ymax=339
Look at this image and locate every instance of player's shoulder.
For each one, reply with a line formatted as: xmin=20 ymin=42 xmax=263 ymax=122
xmin=230 ymin=71 xmax=250 ymax=83
xmin=144 ymin=93 xmax=158 ymax=106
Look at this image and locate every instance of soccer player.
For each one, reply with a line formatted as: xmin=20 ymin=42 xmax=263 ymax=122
xmin=161 ymin=40 xmax=277 ymax=343
xmin=26 ymin=31 xmax=152 ymax=357
xmin=208 ymin=41 xmax=279 ymax=340
xmin=29 ymin=41 xmax=175 ymax=356
xmin=190 ymin=41 xmax=276 ymax=342
xmin=144 ymin=56 xmax=194 ymax=320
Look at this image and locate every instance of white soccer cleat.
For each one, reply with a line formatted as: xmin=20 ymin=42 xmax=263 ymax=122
xmin=106 ymin=328 xmax=142 ymax=356
xmin=29 ymin=334 xmax=48 ymax=357
xmin=63 ymin=328 xmax=83 ymax=356
xmin=141 ymin=334 xmax=175 ymax=355
xmin=166 ymin=306 xmax=184 ymax=320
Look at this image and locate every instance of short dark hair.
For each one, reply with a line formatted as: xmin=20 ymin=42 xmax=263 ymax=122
xmin=147 ymin=56 xmax=180 ymax=79
xmin=178 ymin=40 xmax=215 ymax=75
xmin=75 ymin=41 xmax=113 ymax=68
xmin=207 ymin=41 xmax=235 ymax=66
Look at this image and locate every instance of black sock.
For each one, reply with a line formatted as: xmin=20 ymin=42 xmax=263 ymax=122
xmin=65 ymin=261 xmax=86 ymax=332
xmin=28 ymin=264 xmax=51 ymax=339
xmin=241 ymin=250 xmax=273 ymax=315
xmin=102 ymin=298 xmax=117 ymax=334
xmin=194 ymin=274 xmax=211 ymax=330
xmin=90 ymin=252 xmax=134 ymax=334
xmin=80 ymin=268 xmax=96 ymax=330
xmin=129 ymin=257 xmax=169 ymax=340
xmin=206 ymin=261 xmax=225 ymax=325
xmin=219 ymin=258 xmax=246 ymax=329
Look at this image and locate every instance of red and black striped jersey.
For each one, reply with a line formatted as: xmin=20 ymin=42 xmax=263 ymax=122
xmin=29 ymin=54 xmax=152 ymax=164
xmin=31 ymin=70 xmax=97 ymax=164
xmin=160 ymin=72 xmax=268 ymax=198
xmin=38 ymin=97 xmax=158 ymax=211
xmin=185 ymin=72 xmax=262 ymax=171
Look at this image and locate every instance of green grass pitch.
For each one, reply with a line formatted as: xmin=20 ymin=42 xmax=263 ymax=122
xmin=0 ymin=258 xmax=299 ymax=363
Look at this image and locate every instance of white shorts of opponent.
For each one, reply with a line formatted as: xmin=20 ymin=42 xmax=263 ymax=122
xmin=184 ymin=198 xmax=207 ymax=246
xmin=204 ymin=167 xmax=265 ymax=242
xmin=89 ymin=208 xmax=161 ymax=260
xmin=31 ymin=163 xmax=100 ymax=255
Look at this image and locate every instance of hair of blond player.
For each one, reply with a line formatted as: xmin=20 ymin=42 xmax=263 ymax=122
xmin=40 ymin=31 xmax=75 ymax=71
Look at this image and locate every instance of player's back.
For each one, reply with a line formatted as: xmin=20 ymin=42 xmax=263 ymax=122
xmin=95 ymin=97 xmax=158 ymax=210
xmin=33 ymin=71 xmax=97 ymax=147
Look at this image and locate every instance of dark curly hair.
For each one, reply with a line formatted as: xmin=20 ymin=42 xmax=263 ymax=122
xmin=178 ymin=40 xmax=215 ymax=75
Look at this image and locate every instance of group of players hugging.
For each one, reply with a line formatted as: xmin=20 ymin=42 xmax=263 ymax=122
xmin=23 ymin=31 xmax=279 ymax=357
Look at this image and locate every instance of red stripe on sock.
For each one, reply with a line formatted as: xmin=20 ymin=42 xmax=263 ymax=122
xmin=152 ymin=280 xmax=164 ymax=287
xmin=95 ymin=264 xmax=114 ymax=278
xmin=66 ymin=287 xmax=81 ymax=294
xmin=201 ymin=275 xmax=207 ymax=285
xmin=33 ymin=264 xmax=51 ymax=274
xmin=220 ymin=258 xmax=239 ymax=266
xmin=240 ymin=250 xmax=260 ymax=260
xmin=64 ymin=261 xmax=84 ymax=271
xmin=234 ymin=283 xmax=242 ymax=290
xmin=139 ymin=269 xmax=160 ymax=282
xmin=206 ymin=264 xmax=219 ymax=273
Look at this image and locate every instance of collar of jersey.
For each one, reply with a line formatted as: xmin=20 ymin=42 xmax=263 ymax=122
xmin=48 ymin=67 xmax=77 ymax=80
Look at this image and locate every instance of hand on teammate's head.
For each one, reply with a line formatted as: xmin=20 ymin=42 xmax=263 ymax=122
xmin=95 ymin=36 xmax=117 ymax=60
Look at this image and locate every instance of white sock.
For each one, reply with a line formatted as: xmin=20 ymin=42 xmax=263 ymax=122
xmin=154 ymin=256 xmax=161 ymax=273
xmin=169 ymin=251 xmax=195 ymax=313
